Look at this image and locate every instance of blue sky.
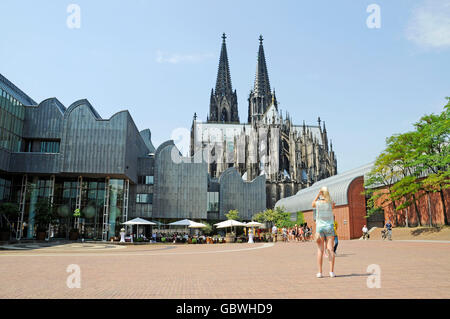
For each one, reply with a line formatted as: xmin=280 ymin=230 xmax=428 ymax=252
xmin=1 ymin=0 xmax=449 ymax=173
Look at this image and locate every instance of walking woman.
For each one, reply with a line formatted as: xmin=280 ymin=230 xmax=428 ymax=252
xmin=312 ymin=186 xmax=336 ymax=278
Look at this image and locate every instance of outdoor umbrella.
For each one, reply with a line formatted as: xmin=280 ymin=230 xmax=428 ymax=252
xmin=215 ymin=219 xmax=246 ymax=235
xmin=168 ymin=219 xmax=197 ymax=227
xmin=244 ymin=221 xmax=264 ymax=243
xmin=245 ymin=221 xmax=264 ymax=228
xmin=123 ymin=218 xmax=156 ymax=239
xmin=215 ymin=220 xmax=247 ymax=228
xmin=168 ymin=219 xmax=204 ymax=235
xmin=188 ymin=221 xmax=207 ymax=228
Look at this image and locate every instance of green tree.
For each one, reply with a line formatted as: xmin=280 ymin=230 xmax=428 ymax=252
xmin=202 ymin=222 xmax=213 ymax=235
xmin=225 ymin=209 xmax=240 ymax=221
xmin=411 ymin=99 xmax=450 ymax=225
xmin=365 ymin=98 xmax=450 ymax=227
xmin=252 ymin=207 xmax=297 ymax=228
xmin=364 ymin=150 xmax=405 ymax=225
xmin=0 ymin=202 xmax=19 ymax=231
xmin=252 ymin=211 xmax=266 ymax=223
xmin=296 ymin=211 xmax=305 ymax=225
xmin=385 ymin=132 xmax=423 ymax=226
xmin=272 ymin=206 xmax=293 ymax=228
xmin=34 ymin=198 xmax=57 ymax=232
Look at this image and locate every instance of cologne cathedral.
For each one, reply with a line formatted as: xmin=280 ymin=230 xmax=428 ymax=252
xmin=190 ymin=34 xmax=337 ymax=208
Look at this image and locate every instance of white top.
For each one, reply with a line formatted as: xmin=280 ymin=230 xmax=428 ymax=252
xmin=272 ymin=226 xmax=278 ymax=234
xmin=362 ymin=226 xmax=368 ymax=233
xmin=315 ymin=201 xmax=334 ymax=229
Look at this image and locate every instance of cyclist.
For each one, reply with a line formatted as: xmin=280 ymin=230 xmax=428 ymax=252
xmin=362 ymin=225 xmax=369 ymax=240
xmin=385 ymin=220 xmax=392 ymax=240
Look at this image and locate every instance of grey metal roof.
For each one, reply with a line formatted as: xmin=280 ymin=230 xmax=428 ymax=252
xmin=0 ymin=73 xmax=37 ymax=105
xmin=275 ymin=162 xmax=375 ymax=213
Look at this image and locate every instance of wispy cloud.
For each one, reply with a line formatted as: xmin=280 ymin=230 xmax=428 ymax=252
xmin=156 ymin=50 xmax=214 ymax=64
xmin=406 ymin=0 xmax=450 ymax=49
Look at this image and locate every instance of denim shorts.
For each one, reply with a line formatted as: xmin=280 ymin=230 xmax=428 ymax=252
xmin=316 ymin=225 xmax=335 ymax=238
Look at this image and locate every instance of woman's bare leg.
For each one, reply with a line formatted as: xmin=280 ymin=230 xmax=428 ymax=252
xmin=326 ymin=236 xmax=336 ymax=273
xmin=316 ymin=235 xmax=324 ymax=274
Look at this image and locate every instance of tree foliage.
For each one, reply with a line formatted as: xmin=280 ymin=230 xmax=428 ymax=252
xmin=0 ymin=202 xmax=19 ymax=231
xmin=225 ymin=209 xmax=240 ymax=221
xmin=365 ymin=99 xmax=450 ymax=225
xmin=34 ymin=198 xmax=58 ymax=232
xmin=252 ymin=206 xmax=295 ymax=228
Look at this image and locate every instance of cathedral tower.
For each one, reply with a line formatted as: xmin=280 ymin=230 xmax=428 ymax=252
xmin=248 ymin=35 xmax=277 ymax=124
xmin=208 ymin=33 xmax=239 ymax=123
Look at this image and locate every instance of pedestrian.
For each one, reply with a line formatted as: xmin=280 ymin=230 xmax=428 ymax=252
xmin=333 ymin=218 xmax=338 ymax=255
xmin=312 ymin=186 xmax=337 ymax=278
xmin=272 ymin=224 xmax=278 ymax=242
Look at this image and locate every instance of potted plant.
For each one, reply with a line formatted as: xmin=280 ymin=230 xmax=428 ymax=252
xmin=0 ymin=203 xmax=19 ymax=241
xmin=34 ymin=199 xmax=57 ymax=241
xmin=69 ymin=228 xmax=79 ymax=240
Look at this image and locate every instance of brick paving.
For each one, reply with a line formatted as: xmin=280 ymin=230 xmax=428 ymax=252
xmin=0 ymin=240 xmax=449 ymax=299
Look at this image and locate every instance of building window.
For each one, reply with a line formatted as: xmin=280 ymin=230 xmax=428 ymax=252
xmin=136 ymin=193 xmax=153 ymax=204
xmin=22 ymin=139 xmax=60 ymax=153
xmin=0 ymin=87 xmax=25 ymax=152
xmin=0 ymin=177 xmax=12 ymax=202
xmin=40 ymin=140 xmax=60 ymax=153
xmin=138 ymin=176 xmax=154 ymax=185
xmin=207 ymin=192 xmax=219 ymax=212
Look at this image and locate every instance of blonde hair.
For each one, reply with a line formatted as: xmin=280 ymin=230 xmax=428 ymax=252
xmin=320 ymin=187 xmax=332 ymax=203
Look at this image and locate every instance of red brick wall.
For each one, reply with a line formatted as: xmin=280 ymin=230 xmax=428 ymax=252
xmin=348 ymin=177 xmax=367 ymax=238
xmin=375 ymin=187 xmax=450 ymax=227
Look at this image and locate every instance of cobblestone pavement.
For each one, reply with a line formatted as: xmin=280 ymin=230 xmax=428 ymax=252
xmin=0 ymin=240 xmax=449 ymax=299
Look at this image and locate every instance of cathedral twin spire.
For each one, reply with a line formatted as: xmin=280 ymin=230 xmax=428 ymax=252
xmin=215 ymin=33 xmax=233 ymax=97
xmin=253 ymin=35 xmax=271 ymax=99
xmin=208 ymin=33 xmax=239 ymax=123
xmin=208 ymin=33 xmax=276 ymax=124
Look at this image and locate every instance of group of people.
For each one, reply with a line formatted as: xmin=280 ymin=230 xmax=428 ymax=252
xmin=276 ymin=224 xmax=313 ymax=242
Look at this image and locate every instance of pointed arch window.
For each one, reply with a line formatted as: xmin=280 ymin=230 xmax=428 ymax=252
xmin=221 ymin=108 xmax=228 ymax=123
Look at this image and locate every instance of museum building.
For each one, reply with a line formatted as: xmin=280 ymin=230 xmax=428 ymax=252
xmin=0 ymin=73 xmax=265 ymax=241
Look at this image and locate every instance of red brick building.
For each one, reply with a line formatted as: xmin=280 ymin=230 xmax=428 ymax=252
xmin=276 ymin=163 xmax=450 ymax=240
xmin=275 ymin=164 xmax=373 ymax=240
xmin=373 ymin=186 xmax=450 ymax=227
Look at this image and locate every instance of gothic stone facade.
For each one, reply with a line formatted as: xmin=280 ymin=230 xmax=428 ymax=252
xmin=190 ymin=34 xmax=337 ymax=209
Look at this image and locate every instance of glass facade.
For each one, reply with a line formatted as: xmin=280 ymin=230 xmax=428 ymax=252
xmin=1 ymin=176 xmax=127 ymax=240
xmin=207 ymin=192 xmax=219 ymax=212
xmin=40 ymin=141 xmax=60 ymax=153
xmin=23 ymin=139 xmax=61 ymax=153
xmin=107 ymin=179 xmax=124 ymax=239
xmin=0 ymin=87 xmax=25 ymax=152
xmin=136 ymin=193 xmax=153 ymax=204
xmin=0 ymin=176 xmax=12 ymax=202
xmin=138 ymin=175 xmax=154 ymax=185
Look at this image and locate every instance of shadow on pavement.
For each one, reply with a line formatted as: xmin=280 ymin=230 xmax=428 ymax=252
xmin=335 ymin=253 xmax=355 ymax=257
xmin=336 ymin=273 xmax=370 ymax=278
xmin=410 ymin=227 xmax=443 ymax=236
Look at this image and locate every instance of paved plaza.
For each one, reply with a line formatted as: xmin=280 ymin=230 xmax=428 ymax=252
xmin=0 ymin=240 xmax=449 ymax=299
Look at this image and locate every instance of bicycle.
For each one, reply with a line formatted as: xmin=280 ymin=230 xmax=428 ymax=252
xmin=381 ymin=229 xmax=392 ymax=240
